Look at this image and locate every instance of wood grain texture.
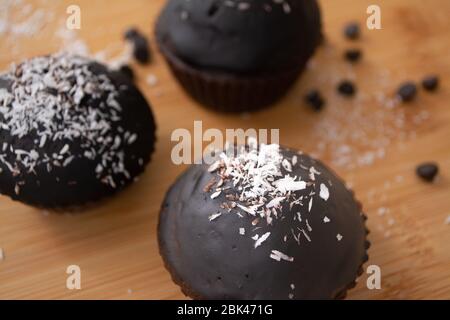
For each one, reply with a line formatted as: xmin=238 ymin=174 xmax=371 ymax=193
xmin=0 ymin=0 xmax=449 ymax=300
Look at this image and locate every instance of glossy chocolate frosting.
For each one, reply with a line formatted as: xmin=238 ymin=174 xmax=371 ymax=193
xmin=159 ymin=145 xmax=368 ymax=299
xmin=155 ymin=0 xmax=322 ymax=74
xmin=0 ymin=54 xmax=156 ymax=208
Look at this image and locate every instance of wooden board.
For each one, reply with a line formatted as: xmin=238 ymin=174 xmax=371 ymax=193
xmin=0 ymin=0 xmax=449 ymax=300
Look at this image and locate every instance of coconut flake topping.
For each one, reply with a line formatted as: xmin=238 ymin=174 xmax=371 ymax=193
xmin=205 ymin=140 xmax=336 ymax=264
xmin=0 ymin=53 xmax=139 ymax=189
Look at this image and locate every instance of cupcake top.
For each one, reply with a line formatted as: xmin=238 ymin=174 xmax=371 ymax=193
xmin=159 ymin=142 xmax=368 ymax=299
xmin=0 ymin=53 xmax=156 ymax=208
xmin=156 ymin=0 xmax=322 ymax=74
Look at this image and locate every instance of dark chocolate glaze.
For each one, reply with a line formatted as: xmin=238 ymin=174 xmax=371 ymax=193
xmin=0 ymin=58 xmax=156 ymax=208
xmin=155 ymin=0 xmax=322 ymax=74
xmin=159 ymin=148 xmax=368 ymax=299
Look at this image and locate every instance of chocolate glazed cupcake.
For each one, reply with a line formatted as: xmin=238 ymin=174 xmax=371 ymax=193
xmin=0 ymin=53 xmax=156 ymax=209
xmin=159 ymin=143 xmax=370 ymax=299
xmin=155 ymin=0 xmax=322 ymax=112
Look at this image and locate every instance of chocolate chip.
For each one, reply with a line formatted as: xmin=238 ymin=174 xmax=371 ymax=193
xmin=124 ymin=27 xmax=151 ymax=64
xmin=344 ymin=49 xmax=362 ymax=63
xmin=133 ymin=36 xmax=150 ymax=64
xmin=344 ymin=23 xmax=360 ymax=40
xmin=422 ymin=75 xmax=439 ymax=92
xmin=397 ymin=82 xmax=417 ymax=102
xmin=416 ymin=162 xmax=439 ymax=182
xmin=119 ymin=65 xmax=134 ymax=81
xmin=305 ymin=90 xmax=326 ymax=111
xmin=337 ymin=80 xmax=356 ymax=96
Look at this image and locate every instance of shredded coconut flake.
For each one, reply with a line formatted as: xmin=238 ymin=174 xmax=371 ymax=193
xmin=208 ymin=212 xmax=222 ymax=221
xmin=205 ymin=140 xmax=337 ymax=262
xmin=308 ymin=197 xmax=313 ymax=212
xmin=266 ymin=196 xmax=286 ymax=209
xmin=270 ymin=250 xmax=294 ymax=262
xmin=210 ymin=190 xmax=221 ymax=199
xmin=319 ymin=184 xmax=330 ymax=201
xmin=0 ymin=53 xmax=139 ymax=189
xmin=273 ymin=175 xmax=306 ymax=194
xmin=254 ymin=232 xmax=271 ymax=248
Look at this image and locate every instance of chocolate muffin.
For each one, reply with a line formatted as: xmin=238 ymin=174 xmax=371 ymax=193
xmin=159 ymin=142 xmax=369 ymax=299
xmin=155 ymin=0 xmax=322 ymax=112
xmin=0 ymin=53 xmax=156 ymax=209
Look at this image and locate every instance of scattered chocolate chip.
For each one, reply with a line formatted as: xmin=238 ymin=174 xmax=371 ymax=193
xmin=344 ymin=49 xmax=362 ymax=63
xmin=119 ymin=65 xmax=134 ymax=81
xmin=397 ymin=82 xmax=417 ymax=102
xmin=133 ymin=37 xmax=150 ymax=64
xmin=344 ymin=23 xmax=360 ymax=40
xmin=416 ymin=162 xmax=439 ymax=182
xmin=422 ymin=75 xmax=439 ymax=92
xmin=305 ymin=90 xmax=326 ymax=111
xmin=123 ymin=27 xmax=151 ymax=64
xmin=337 ymin=80 xmax=356 ymax=96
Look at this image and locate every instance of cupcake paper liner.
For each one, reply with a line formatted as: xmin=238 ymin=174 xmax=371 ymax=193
xmin=333 ymin=210 xmax=371 ymax=300
xmin=157 ymin=43 xmax=305 ymax=113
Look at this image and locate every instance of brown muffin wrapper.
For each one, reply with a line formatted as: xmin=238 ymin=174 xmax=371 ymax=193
xmin=157 ymin=44 xmax=305 ymax=113
xmin=333 ymin=208 xmax=371 ymax=300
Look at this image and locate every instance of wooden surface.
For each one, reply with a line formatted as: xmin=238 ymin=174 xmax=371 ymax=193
xmin=0 ymin=0 xmax=449 ymax=300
